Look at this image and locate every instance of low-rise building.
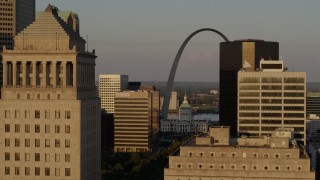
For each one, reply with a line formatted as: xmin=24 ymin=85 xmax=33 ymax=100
xmin=164 ymin=127 xmax=315 ymax=180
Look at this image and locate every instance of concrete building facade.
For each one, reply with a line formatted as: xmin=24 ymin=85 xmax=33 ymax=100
xmin=307 ymin=92 xmax=320 ymax=117
xmin=0 ymin=5 xmax=100 ymax=180
xmin=0 ymin=0 xmax=35 ymax=90
xmin=114 ymin=90 xmax=159 ymax=153
xmin=99 ymin=74 xmax=128 ymax=113
xmin=164 ymin=127 xmax=315 ymax=180
xmin=238 ymin=60 xmax=306 ymax=144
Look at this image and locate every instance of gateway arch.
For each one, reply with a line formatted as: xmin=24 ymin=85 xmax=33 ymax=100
xmin=162 ymin=28 xmax=230 ymax=120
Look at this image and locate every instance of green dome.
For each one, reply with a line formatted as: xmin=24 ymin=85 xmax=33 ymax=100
xmin=180 ymin=95 xmax=191 ymax=109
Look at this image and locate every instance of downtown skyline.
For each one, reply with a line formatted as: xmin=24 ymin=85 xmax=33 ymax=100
xmin=37 ymin=1 xmax=320 ymax=82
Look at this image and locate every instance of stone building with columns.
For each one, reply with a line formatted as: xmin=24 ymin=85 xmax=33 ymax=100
xmin=0 ymin=5 xmax=100 ymax=180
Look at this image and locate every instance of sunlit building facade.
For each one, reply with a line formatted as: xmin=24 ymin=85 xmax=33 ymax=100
xmin=238 ymin=60 xmax=306 ymax=144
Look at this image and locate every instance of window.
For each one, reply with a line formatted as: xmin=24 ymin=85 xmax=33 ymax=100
xmin=15 ymin=153 xmax=20 ymax=161
xmin=177 ymin=164 xmax=181 ymax=168
xmin=274 ymin=154 xmax=280 ymax=158
xmin=45 ymin=139 xmax=50 ymax=147
xmin=15 ymin=124 xmax=20 ymax=133
xmin=35 ymin=139 xmax=40 ymax=147
xmin=15 ymin=138 xmax=20 ymax=147
xmin=5 ymin=138 xmax=10 ymax=147
xmin=275 ymin=166 xmax=280 ymax=170
xmin=65 ymin=154 xmax=71 ymax=162
xmin=25 ymin=139 xmax=30 ymax=147
xmin=55 ymin=154 xmax=60 ymax=162
xmin=65 ymin=168 xmax=71 ymax=176
xmin=263 ymin=153 xmax=269 ymax=158
xmin=45 ymin=125 xmax=50 ymax=133
xmin=45 ymin=110 xmax=50 ymax=119
xmin=264 ymin=166 xmax=269 ymax=170
xmin=35 ymin=124 xmax=40 ymax=133
xmin=35 ymin=110 xmax=40 ymax=119
xmin=65 ymin=125 xmax=70 ymax=133
xmin=25 ymin=153 xmax=30 ymax=161
xmin=65 ymin=111 xmax=71 ymax=119
xmin=286 ymin=166 xmax=291 ymax=171
xmin=45 ymin=167 xmax=50 ymax=176
xmin=55 ymin=168 xmax=60 ymax=176
xmin=230 ymin=164 xmax=236 ymax=170
xmin=15 ymin=167 xmax=20 ymax=175
xmin=198 ymin=164 xmax=203 ymax=169
xmin=35 ymin=167 xmax=40 ymax=176
xmin=15 ymin=110 xmax=20 ymax=118
xmin=25 ymin=124 xmax=30 ymax=133
xmin=188 ymin=152 xmax=193 ymax=157
xmin=5 ymin=110 xmax=10 ymax=118
xmin=5 ymin=167 xmax=10 ymax=175
xmin=285 ymin=154 xmax=291 ymax=158
xmin=55 ymin=125 xmax=60 ymax=133
xmin=210 ymin=152 xmax=215 ymax=157
xmin=35 ymin=153 xmax=40 ymax=161
xmin=55 ymin=110 xmax=60 ymax=119
xmin=25 ymin=167 xmax=30 ymax=176
xmin=45 ymin=153 xmax=50 ymax=162
xmin=25 ymin=110 xmax=30 ymax=119
xmin=252 ymin=165 xmax=258 ymax=170
xmin=5 ymin=152 xmax=10 ymax=161
xmin=242 ymin=165 xmax=247 ymax=170
xmin=5 ymin=124 xmax=10 ymax=132
xmin=65 ymin=139 xmax=70 ymax=148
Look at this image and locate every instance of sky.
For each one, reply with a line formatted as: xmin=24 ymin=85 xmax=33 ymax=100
xmin=37 ymin=0 xmax=320 ymax=82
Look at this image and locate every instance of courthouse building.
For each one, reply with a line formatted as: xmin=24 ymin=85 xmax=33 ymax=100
xmin=0 ymin=5 xmax=101 ymax=180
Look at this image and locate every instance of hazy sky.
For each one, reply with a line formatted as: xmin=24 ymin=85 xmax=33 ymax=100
xmin=37 ymin=1 xmax=320 ymax=82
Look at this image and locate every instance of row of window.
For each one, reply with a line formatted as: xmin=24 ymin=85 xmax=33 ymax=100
xmin=239 ymin=92 xmax=304 ymax=97
xmin=239 ymin=126 xmax=304 ymax=132
xmin=239 ymin=106 xmax=304 ymax=111
xmin=175 ymin=163 xmax=302 ymax=171
xmin=5 ymin=152 xmax=71 ymax=162
xmin=4 ymin=110 xmax=71 ymax=119
xmin=239 ymin=77 xmax=305 ymax=83
xmin=5 ymin=124 xmax=70 ymax=133
xmin=187 ymin=152 xmax=292 ymax=158
xmin=239 ymin=112 xmax=304 ymax=118
xmin=239 ymin=99 xmax=304 ymax=104
xmin=239 ymin=119 xmax=304 ymax=125
xmin=4 ymin=167 xmax=71 ymax=176
xmin=4 ymin=138 xmax=71 ymax=148
xmin=239 ymin=85 xmax=305 ymax=90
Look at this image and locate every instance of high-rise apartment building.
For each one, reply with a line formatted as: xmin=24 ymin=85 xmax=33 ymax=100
xmin=238 ymin=60 xmax=306 ymax=144
xmin=307 ymin=92 xmax=320 ymax=117
xmin=0 ymin=0 xmax=35 ymax=90
xmin=0 ymin=5 xmax=100 ymax=179
xmin=164 ymin=126 xmax=315 ymax=180
xmin=220 ymin=40 xmax=279 ymax=136
xmin=114 ymin=90 xmax=160 ymax=153
xmin=99 ymin=74 xmax=128 ymax=113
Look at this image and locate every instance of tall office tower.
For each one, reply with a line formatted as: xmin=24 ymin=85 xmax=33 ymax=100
xmin=114 ymin=90 xmax=160 ymax=153
xmin=0 ymin=5 xmax=101 ymax=180
xmin=164 ymin=127 xmax=315 ymax=180
xmin=99 ymin=74 xmax=128 ymax=113
xmin=0 ymin=0 xmax=35 ymax=90
xmin=238 ymin=60 xmax=306 ymax=144
xmin=307 ymin=92 xmax=320 ymax=117
xmin=220 ymin=40 xmax=279 ymax=136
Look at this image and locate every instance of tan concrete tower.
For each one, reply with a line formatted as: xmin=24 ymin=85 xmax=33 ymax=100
xmin=0 ymin=5 xmax=100 ymax=180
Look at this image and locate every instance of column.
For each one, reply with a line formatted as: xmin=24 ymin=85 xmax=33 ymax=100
xmin=63 ymin=61 xmax=67 ymax=87
xmin=32 ymin=61 xmax=36 ymax=87
xmin=12 ymin=61 xmax=16 ymax=86
xmin=41 ymin=61 xmax=46 ymax=87
xmin=72 ymin=62 xmax=76 ymax=87
xmin=22 ymin=61 xmax=26 ymax=87
xmin=52 ymin=61 xmax=57 ymax=88
xmin=3 ymin=61 xmax=7 ymax=86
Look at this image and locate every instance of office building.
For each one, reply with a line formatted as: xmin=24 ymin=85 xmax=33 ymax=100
xmin=238 ymin=60 xmax=306 ymax=144
xmin=307 ymin=92 xmax=320 ymax=117
xmin=0 ymin=5 xmax=100 ymax=179
xmin=114 ymin=90 xmax=160 ymax=153
xmin=164 ymin=126 xmax=315 ymax=180
xmin=308 ymin=142 xmax=320 ymax=180
xmin=99 ymin=74 xmax=128 ymax=113
xmin=160 ymin=91 xmax=179 ymax=112
xmin=0 ymin=0 xmax=35 ymax=89
xmin=220 ymin=40 xmax=279 ymax=136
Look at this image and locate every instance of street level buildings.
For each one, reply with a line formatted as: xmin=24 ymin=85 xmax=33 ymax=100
xmin=114 ymin=89 xmax=160 ymax=153
xmin=164 ymin=126 xmax=315 ymax=180
xmin=0 ymin=5 xmax=100 ymax=180
xmin=220 ymin=39 xmax=279 ymax=136
xmin=99 ymin=74 xmax=128 ymax=113
xmin=0 ymin=0 xmax=35 ymax=89
xmin=238 ymin=60 xmax=306 ymax=144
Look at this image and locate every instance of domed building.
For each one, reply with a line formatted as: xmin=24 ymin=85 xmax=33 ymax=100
xmin=179 ymin=94 xmax=192 ymax=121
